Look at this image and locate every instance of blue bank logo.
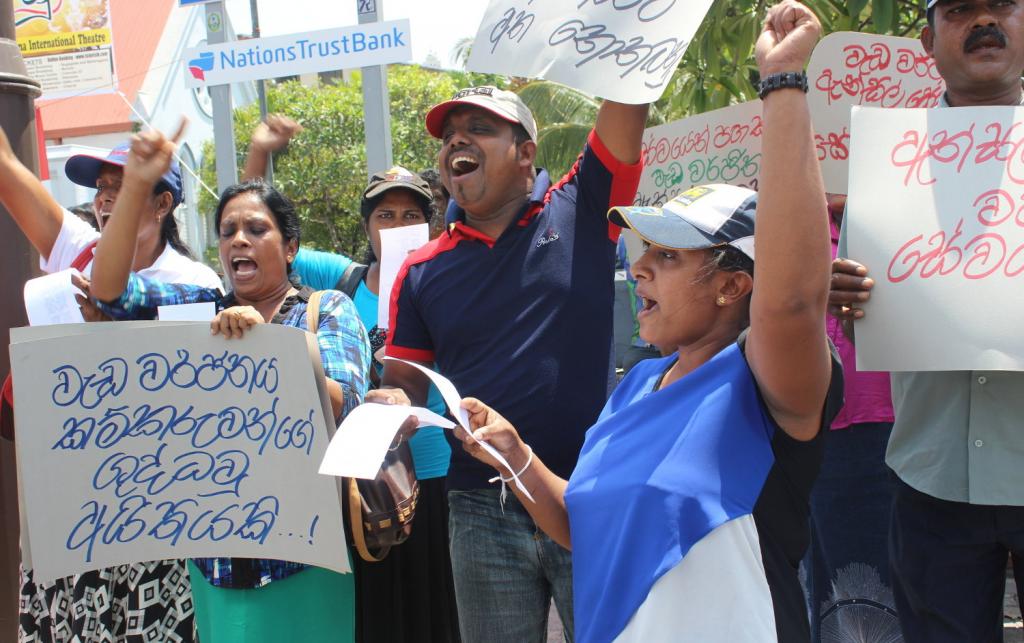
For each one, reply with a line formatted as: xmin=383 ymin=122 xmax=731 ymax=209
xmin=185 ymin=21 xmax=410 ymax=86
xmin=188 ymin=52 xmax=214 ymax=81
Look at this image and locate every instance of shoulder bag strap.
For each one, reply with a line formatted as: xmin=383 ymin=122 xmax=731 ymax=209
xmin=334 ymin=262 xmax=368 ymax=300
xmin=305 ymin=290 xmax=324 ymax=333
xmin=306 ymin=290 xmax=383 ymax=561
xmin=349 ymin=478 xmax=387 ymax=562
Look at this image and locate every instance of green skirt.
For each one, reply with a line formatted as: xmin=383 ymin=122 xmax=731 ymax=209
xmin=187 ymin=561 xmax=355 ymax=643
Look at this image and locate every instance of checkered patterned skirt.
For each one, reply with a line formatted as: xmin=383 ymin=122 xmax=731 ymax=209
xmin=19 ymin=560 xmax=195 ymax=642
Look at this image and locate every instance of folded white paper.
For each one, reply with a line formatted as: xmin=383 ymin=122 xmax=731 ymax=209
xmin=23 ymin=269 xmax=85 ymax=326
xmin=319 ymin=404 xmax=454 ymax=479
xmin=383 ymin=357 xmax=535 ymax=502
xmin=158 ymin=302 xmax=216 ymax=322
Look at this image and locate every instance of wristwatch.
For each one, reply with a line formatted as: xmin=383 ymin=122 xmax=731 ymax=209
xmin=758 ymin=71 xmax=809 ymax=100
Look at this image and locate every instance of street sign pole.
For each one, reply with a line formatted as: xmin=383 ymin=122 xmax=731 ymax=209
xmin=0 ymin=3 xmax=39 ymax=636
xmin=204 ymin=1 xmax=238 ymax=195
xmin=357 ymin=0 xmax=393 ymax=178
xmin=249 ymin=0 xmax=272 ymax=184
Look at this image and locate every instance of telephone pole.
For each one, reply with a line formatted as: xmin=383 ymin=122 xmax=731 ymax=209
xmin=0 ymin=2 xmax=41 ymax=638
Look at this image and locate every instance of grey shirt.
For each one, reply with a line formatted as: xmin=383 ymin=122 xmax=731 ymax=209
xmin=839 ymin=98 xmax=1024 ymax=505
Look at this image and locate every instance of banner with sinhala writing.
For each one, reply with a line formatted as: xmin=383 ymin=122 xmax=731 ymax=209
xmin=807 ymin=32 xmax=945 ymax=195
xmin=635 ymin=100 xmax=763 ymax=208
xmin=467 ymin=0 xmax=714 ymax=104
xmin=11 ymin=322 xmax=350 ymax=582
xmin=847 ymin=106 xmax=1024 ymax=372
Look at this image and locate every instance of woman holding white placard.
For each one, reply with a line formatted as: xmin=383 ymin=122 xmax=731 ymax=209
xmin=87 ymin=124 xmax=371 ymax=643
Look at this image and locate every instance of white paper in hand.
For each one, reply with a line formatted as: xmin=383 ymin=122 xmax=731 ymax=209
xmin=319 ymin=404 xmax=454 ymax=479
xmin=158 ymin=302 xmax=216 ymax=322
xmin=23 ymin=269 xmax=85 ymax=326
xmin=377 ymin=223 xmax=429 ymax=329
xmin=383 ymin=357 xmax=535 ymax=502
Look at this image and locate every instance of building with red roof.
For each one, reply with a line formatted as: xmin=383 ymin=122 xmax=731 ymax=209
xmin=37 ymin=0 xmax=254 ymax=253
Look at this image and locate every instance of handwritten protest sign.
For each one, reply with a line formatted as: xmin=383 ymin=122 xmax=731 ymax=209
xmin=808 ymin=32 xmax=945 ymax=194
xmin=467 ymin=0 xmax=714 ymax=104
xmin=635 ymin=100 xmax=763 ymax=208
xmin=10 ymin=322 xmax=349 ymax=581
xmin=847 ymin=106 xmax=1024 ymax=371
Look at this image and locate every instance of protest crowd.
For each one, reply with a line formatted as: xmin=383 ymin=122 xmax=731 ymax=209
xmin=1 ymin=0 xmax=1022 ymax=641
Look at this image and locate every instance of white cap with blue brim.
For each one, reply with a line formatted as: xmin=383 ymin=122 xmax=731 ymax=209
xmin=608 ymin=184 xmax=758 ymax=260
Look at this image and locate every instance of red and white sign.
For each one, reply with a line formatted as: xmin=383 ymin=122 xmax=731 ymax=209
xmin=635 ymin=100 xmax=763 ymax=208
xmin=847 ymin=106 xmax=1024 ymax=371
xmin=808 ymin=32 xmax=944 ymax=194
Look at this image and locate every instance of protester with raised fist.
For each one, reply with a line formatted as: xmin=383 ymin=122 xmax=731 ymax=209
xmin=453 ymin=2 xmax=840 ymax=640
xmin=88 ymin=124 xmax=370 ymax=643
xmin=1 ymin=119 xmax=220 ymax=643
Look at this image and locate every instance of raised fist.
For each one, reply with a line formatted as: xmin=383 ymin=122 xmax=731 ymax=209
xmin=755 ymin=0 xmax=822 ymax=76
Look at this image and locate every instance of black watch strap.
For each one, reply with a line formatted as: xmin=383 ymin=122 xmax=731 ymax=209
xmin=758 ymin=71 xmax=809 ymax=100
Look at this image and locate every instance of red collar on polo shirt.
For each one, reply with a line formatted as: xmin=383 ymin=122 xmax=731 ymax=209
xmin=446 ymin=168 xmax=552 ymax=247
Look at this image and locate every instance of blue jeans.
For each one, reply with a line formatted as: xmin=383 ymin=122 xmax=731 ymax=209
xmin=448 ymin=489 xmax=574 ymax=643
xmin=805 ymin=422 xmax=896 ymax=641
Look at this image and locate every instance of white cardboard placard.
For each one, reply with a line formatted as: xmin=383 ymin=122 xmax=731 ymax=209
xmin=847 ymin=106 xmax=1024 ymax=371
xmin=635 ymin=100 xmax=763 ymax=208
xmin=11 ymin=322 xmax=350 ymax=581
xmin=23 ymin=269 xmax=86 ymax=326
xmin=467 ymin=0 xmax=714 ymax=104
xmin=807 ymin=32 xmax=945 ymax=194
xmin=377 ymin=224 xmax=429 ymax=329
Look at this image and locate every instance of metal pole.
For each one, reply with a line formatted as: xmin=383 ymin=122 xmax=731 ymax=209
xmin=249 ymin=0 xmax=272 ymax=184
xmin=205 ymin=1 xmax=238 ymax=195
xmin=357 ymin=0 xmax=393 ymax=178
xmin=0 ymin=2 xmax=41 ymax=637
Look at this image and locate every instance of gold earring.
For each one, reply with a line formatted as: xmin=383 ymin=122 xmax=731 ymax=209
xmin=716 ymin=296 xmax=727 ymax=306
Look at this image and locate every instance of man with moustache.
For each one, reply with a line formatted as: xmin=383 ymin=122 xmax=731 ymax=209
xmin=830 ymin=0 xmax=1024 ymax=639
xmin=371 ymin=87 xmax=647 ymax=642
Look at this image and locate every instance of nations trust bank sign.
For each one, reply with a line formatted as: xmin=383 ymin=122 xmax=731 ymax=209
xmin=183 ymin=19 xmax=412 ymax=88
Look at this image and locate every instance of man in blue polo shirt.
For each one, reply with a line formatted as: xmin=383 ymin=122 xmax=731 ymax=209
xmin=370 ymin=86 xmax=647 ymax=642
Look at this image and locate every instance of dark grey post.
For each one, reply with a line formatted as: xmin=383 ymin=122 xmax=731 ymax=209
xmin=0 ymin=1 xmax=41 ymax=638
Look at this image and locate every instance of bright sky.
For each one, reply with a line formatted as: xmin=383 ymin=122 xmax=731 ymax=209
xmin=223 ymin=0 xmax=487 ymax=69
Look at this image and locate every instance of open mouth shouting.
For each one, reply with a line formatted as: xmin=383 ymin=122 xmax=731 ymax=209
xmin=448 ymin=151 xmax=481 ymax=181
xmin=230 ymin=256 xmax=259 ymax=283
xmin=637 ymin=294 xmax=659 ymax=319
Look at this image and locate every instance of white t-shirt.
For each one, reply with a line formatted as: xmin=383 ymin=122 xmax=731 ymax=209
xmin=42 ymin=208 xmax=223 ymax=290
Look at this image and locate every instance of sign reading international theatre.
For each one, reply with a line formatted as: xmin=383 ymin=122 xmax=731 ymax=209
xmin=183 ymin=19 xmax=413 ymax=88
xmin=13 ymin=0 xmax=117 ymax=98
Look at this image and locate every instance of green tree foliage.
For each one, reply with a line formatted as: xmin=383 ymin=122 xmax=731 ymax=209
xmin=199 ymin=65 xmax=503 ymax=258
xmin=519 ymin=0 xmax=927 ymax=178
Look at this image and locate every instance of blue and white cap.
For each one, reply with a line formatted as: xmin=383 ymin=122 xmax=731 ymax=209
xmin=608 ymin=184 xmax=757 ymax=260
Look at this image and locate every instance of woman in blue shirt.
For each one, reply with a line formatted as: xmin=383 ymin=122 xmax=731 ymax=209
xmin=451 ymin=4 xmax=841 ymax=641
xmin=89 ymin=127 xmax=370 ymax=643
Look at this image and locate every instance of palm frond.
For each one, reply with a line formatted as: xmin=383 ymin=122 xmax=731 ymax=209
xmin=535 ymin=122 xmax=592 ymax=179
xmin=517 ymin=81 xmax=599 ymax=129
